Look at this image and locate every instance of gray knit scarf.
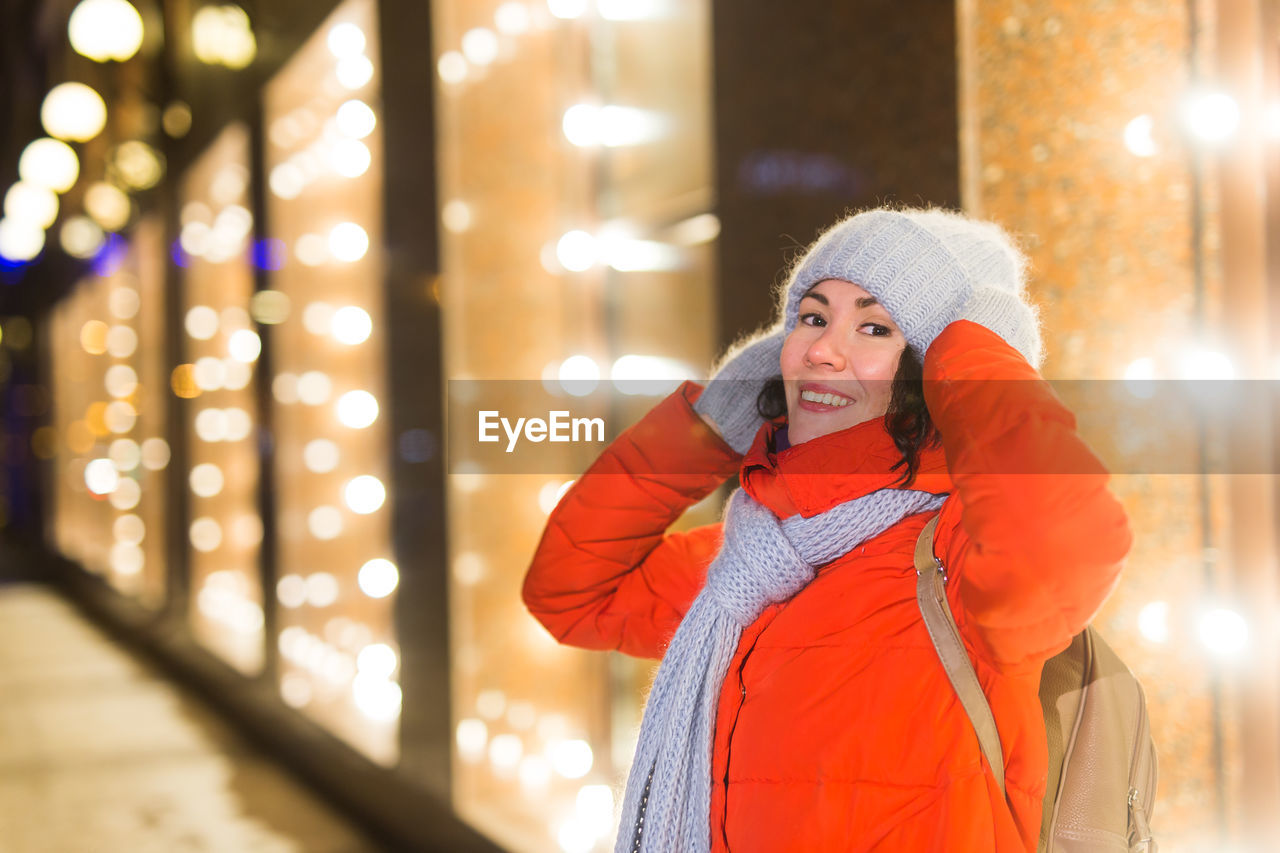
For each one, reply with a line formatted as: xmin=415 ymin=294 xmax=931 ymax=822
xmin=615 ymin=485 xmax=948 ymax=853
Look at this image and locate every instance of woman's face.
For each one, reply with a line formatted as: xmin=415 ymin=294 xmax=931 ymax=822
xmin=780 ymin=279 xmax=907 ymax=445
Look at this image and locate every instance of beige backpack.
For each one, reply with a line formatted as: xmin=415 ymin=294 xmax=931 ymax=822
xmin=914 ymin=516 xmax=1158 ymax=852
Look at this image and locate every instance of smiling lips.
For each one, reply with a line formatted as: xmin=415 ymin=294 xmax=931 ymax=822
xmin=798 ymin=385 xmax=853 ymax=410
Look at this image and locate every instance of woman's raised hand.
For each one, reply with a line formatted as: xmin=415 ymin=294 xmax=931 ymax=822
xmin=692 ymin=324 xmax=786 ymax=454
xmin=955 ymin=287 xmax=1043 ymax=368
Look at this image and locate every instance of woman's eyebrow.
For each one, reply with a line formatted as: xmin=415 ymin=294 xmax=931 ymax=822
xmin=800 ymin=291 xmax=880 ymax=309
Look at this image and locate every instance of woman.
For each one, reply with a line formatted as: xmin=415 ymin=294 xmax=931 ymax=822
xmin=523 ymin=207 xmax=1131 ymax=852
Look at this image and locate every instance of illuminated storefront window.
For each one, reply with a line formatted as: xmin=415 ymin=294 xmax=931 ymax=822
xmin=433 ymin=2 xmax=717 ymax=849
xmin=178 ymin=122 xmax=265 ymax=675
xmin=263 ymin=0 xmax=398 ymax=766
xmin=47 ymin=217 xmax=168 ymax=608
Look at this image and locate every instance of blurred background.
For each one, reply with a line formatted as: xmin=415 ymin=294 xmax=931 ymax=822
xmin=0 ymin=0 xmax=1277 ymax=850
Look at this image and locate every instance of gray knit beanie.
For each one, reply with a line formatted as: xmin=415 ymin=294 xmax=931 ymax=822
xmin=780 ymin=207 xmax=1043 ymax=367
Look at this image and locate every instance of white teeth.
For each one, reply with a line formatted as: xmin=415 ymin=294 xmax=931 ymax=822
xmin=800 ymin=389 xmax=851 ymax=407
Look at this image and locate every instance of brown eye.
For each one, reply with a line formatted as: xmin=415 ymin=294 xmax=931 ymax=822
xmin=800 ymin=312 xmax=826 ymax=327
xmin=861 ymin=323 xmax=891 ymax=337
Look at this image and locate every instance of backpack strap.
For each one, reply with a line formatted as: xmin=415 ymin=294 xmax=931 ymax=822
xmin=914 ymin=514 xmax=1007 ymax=798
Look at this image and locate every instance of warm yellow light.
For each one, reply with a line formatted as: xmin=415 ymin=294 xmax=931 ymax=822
xmin=194 ymin=408 xmax=228 ymax=442
xmin=113 ymin=513 xmax=145 ymax=545
xmin=456 ymin=719 xmax=488 ymax=762
xmin=327 ymin=22 xmax=366 ymax=57
xmin=4 ymin=182 xmax=59 ymax=228
xmin=171 ymin=364 xmax=201 ymax=398
xmin=329 ymin=139 xmax=370 ymax=178
xmin=494 ymin=3 xmax=531 ymax=35
xmin=104 ymin=363 xmax=138 ymax=397
xmin=18 ymin=139 xmax=79 ymax=193
xmin=441 ymin=199 xmax=472 ymax=233
xmin=547 ymin=0 xmax=588 ymax=19
xmin=269 ymin=162 xmax=305 ymax=199
xmin=222 ymin=359 xmax=252 ymax=390
xmin=104 ymin=400 xmax=137 ymax=433
xmin=303 ymin=438 xmax=340 ymax=473
xmin=222 ymin=407 xmax=252 ymax=441
xmin=162 ymin=101 xmax=192 ymax=137
xmin=436 ymin=51 xmax=467 ymax=84
xmin=85 ymin=458 xmax=119 ymax=494
xmin=228 ymin=328 xmax=261 ymax=362
xmin=358 ymin=558 xmax=399 ymax=598
xmin=306 ymin=573 xmax=339 ymax=607
xmin=109 ymin=477 xmax=141 ymax=510
xmin=111 ymin=140 xmax=164 ymax=190
xmin=84 ymin=182 xmax=131 ymax=230
xmin=297 ymin=371 xmax=333 ymax=405
xmin=108 ymin=438 xmax=140 ymax=471
xmin=68 ymin=0 xmax=144 ymax=62
xmin=356 ymin=643 xmax=397 ymax=678
xmin=302 ymin=301 xmax=335 ymax=335
xmin=141 ymin=437 xmax=171 ymax=469
xmin=352 ymin=674 xmax=401 ymax=722
xmin=307 ymin=506 xmax=343 ymax=540
xmin=41 ymin=83 xmax=108 ymax=142
xmin=108 ymin=287 xmax=139 ymax=319
xmin=192 ymin=5 xmax=257 ymax=70
xmin=461 ymin=28 xmax=498 ymax=66
xmin=60 ymin=216 xmax=105 ymax=258
xmin=343 ymin=475 xmax=386 ymax=514
xmin=331 ymin=305 xmax=372 ymax=344
xmin=335 ymin=100 xmax=376 ymax=138
xmin=250 ymin=289 xmax=291 ymax=324
xmin=277 ymin=574 xmax=308 ymax=608
xmin=295 ymin=233 xmax=327 ymax=265
xmin=336 ymin=55 xmax=374 ymax=90
xmin=336 ymin=389 xmax=378 ymax=428
xmin=109 ymin=542 xmax=144 ymax=575
xmin=0 ymin=219 xmax=45 ymax=262
xmin=184 ymin=305 xmax=219 ymax=340
xmin=328 ymin=222 xmax=368 ymax=262
xmin=548 ymin=738 xmax=593 ymax=779
xmin=80 ymin=320 xmax=109 ymax=354
xmin=190 ymin=516 xmax=223 ymax=551
xmin=271 ymin=372 xmax=298 ymax=404
xmin=189 ymin=462 xmax=225 ymax=497
xmin=105 ymin=324 xmax=138 ymax=357
xmin=193 ymin=356 xmax=227 ymax=391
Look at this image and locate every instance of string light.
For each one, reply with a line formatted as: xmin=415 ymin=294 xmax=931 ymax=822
xmin=68 ymin=0 xmax=144 ymax=62
xmin=3 ymin=182 xmax=59 ymax=229
xmin=41 ymin=82 xmax=108 ymax=141
xmin=0 ymin=219 xmax=45 ymax=263
xmin=1123 ymin=115 xmax=1158 ymax=158
xmin=18 ymin=138 xmax=79 ymax=193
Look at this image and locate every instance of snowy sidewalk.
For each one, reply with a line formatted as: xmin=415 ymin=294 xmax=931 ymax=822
xmin=0 ymin=583 xmax=385 ymax=853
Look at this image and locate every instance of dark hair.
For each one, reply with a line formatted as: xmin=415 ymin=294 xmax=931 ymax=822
xmin=755 ymin=345 xmax=940 ymax=487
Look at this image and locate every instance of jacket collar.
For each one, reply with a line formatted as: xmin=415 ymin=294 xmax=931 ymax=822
xmin=740 ymin=414 xmax=953 ymax=519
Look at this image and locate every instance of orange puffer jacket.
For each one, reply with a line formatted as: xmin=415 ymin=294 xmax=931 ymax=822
xmin=523 ymin=321 xmax=1132 ymax=852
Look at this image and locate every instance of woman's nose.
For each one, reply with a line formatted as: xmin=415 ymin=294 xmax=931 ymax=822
xmin=805 ymin=330 xmax=846 ymax=370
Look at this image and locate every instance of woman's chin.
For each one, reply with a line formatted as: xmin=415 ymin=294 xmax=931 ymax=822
xmin=787 ymin=408 xmax=880 ymax=445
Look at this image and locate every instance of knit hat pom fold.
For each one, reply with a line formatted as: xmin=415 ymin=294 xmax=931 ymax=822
xmin=778 ymin=207 xmax=1043 ymax=367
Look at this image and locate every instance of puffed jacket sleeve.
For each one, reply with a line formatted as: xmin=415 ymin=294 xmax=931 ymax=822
xmin=522 ymin=380 xmax=743 ymax=659
xmin=926 ymin=320 xmax=1133 ymax=675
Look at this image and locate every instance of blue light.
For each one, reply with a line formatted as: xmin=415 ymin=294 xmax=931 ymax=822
xmin=251 ymin=238 xmax=286 ymax=271
xmin=0 ymin=255 xmax=29 ymax=285
xmin=92 ymin=233 xmax=127 ymax=276
xmin=170 ymin=239 xmax=191 ymax=268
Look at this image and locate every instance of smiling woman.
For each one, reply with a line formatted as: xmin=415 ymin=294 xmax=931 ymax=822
xmin=779 ymin=280 xmax=906 ymax=444
xmin=524 ymin=205 xmax=1134 ymax=853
